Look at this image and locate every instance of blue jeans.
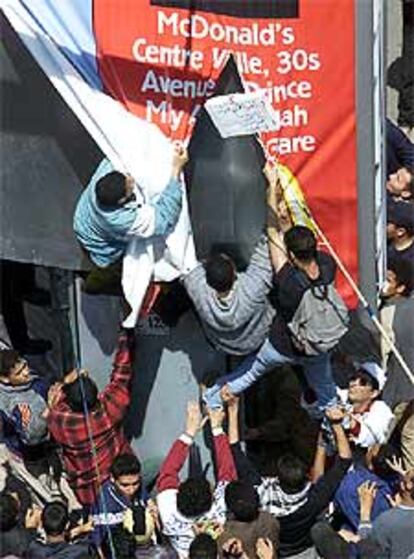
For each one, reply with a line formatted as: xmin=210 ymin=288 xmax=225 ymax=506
xmin=204 ymin=338 xmax=337 ymax=412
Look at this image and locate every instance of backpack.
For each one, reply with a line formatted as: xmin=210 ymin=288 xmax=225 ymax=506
xmin=288 ymin=279 xmax=349 ymax=356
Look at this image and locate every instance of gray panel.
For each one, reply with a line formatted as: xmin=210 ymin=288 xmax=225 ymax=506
xmin=76 ymin=284 xmax=226 ymax=477
xmin=355 ymin=0 xmax=385 ymax=310
xmin=0 ymin=14 xmax=101 ymax=270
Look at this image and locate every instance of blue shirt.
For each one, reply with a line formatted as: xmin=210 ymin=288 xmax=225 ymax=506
xmin=73 ymin=159 xmax=182 ymax=267
xmin=334 ymin=466 xmax=391 ymax=531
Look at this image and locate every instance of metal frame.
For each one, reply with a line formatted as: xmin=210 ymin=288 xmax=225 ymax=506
xmin=355 ymin=0 xmax=387 ymax=312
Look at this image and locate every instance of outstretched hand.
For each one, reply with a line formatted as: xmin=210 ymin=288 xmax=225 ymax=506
xmin=325 ymin=406 xmax=346 ymax=424
xmin=358 ymin=480 xmax=378 ymax=510
xmin=386 ymin=492 xmax=402 ymax=508
xmin=185 ymin=401 xmax=204 ymax=438
xmin=256 ymin=538 xmax=275 ymax=559
xmin=69 ymin=516 xmax=94 ymax=539
xmin=47 ymin=383 xmax=63 ymax=409
xmin=207 ymin=407 xmax=225 ymax=430
xmin=226 ymin=393 xmax=240 ymax=412
xmin=263 ymin=161 xmax=279 ymax=188
xmin=25 ymin=507 xmax=42 ymax=529
xmin=220 ymin=384 xmax=236 ymax=404
xmin=222 ymin=538 xmax=246 ymax=558
xmin=172 ymin=143 xmax=189 ymax=176
xmin=385 ymin=455 xmax=407 ymax=477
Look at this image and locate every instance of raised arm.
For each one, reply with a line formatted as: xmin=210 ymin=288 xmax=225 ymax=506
xmin=128 ymin=145 xmax=188 ymax=238
xmin=100 ymin=328 xmax=135 ymax=423
xmin=228 ymin=395 xmax=240 ymax=446
xmin=241 ymin=235 xmax=273 ymax=295
xmin=208 ymin=407 xmax=237 ymax=483
xmin=228 ymin=397 xmax=262 ymax=486
xmin=157 ymin=401 xmax=203 ymax=492
xmin=306 ymin=408 xmax=352 ymax=514
xmin=152 ymin=145 xmax=188 ymax=235
xmin=263 ymin=162 xmax=288 ymax=274
xmin=311 ymin=430 xmax=327 ymax=483
xmin=326 ymin=407 xmax=352 ymax=461
xmin=357 ymin=481 xmax=377 ymax=538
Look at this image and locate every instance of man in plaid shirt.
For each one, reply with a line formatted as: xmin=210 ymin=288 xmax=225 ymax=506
xmin=45 ymin=328 xmax=135 ymax=507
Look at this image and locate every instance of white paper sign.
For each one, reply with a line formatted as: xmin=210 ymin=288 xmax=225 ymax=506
xmin=205 ymin=91 xmax=279 ymax=138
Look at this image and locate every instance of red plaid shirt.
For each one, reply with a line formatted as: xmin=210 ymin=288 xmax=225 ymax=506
xmin=47 ymin=330 xmax=135 ymax=506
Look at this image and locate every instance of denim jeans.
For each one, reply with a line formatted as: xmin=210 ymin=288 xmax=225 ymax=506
xmin=204 ymin=338 xmax=337 ymax=412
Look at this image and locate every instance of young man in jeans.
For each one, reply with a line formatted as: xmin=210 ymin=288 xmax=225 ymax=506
xmin=204 ymin=168 xmax=348 ymax=413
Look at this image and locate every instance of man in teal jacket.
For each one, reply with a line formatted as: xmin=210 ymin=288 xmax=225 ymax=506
xmin=73 ymin=146 xmax=188 ymax=270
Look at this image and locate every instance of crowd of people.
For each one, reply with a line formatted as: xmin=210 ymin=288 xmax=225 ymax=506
xmin=0 ymin=118 xmax=414 ymax=559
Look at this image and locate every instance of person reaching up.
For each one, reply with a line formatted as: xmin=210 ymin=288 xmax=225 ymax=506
xmin=156 ymin=401 xmax=237 ymax=557
xmin=73 ymin=145 xmax=188 ymax=293
xmin=44 ymin=327 xmax=136 ymax=507
xmin=204 ymin=162 xmax=349 ymax=415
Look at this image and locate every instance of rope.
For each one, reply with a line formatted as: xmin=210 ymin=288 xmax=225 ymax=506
xmin=72 ymin=280 xmax=117 ymax=559
xmin=278 ymin=186 xmax=414 ymax=386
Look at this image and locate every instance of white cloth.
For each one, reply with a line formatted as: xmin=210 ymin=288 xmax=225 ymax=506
xmin=257 ymin=476 xmax=311 ymax=517
xmin=338 ymin=390 xmax=395 ymax=447
xmin=2 ymin=0 xmax=196 ymax=327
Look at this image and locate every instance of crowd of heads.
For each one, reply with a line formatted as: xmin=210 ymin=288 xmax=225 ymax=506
xmin=1 ymin=126 xmax=414 ymax=559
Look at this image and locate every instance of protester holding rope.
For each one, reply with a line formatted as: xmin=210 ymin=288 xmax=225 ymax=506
xmin=203 ymin=162 xmax=349 ymax=415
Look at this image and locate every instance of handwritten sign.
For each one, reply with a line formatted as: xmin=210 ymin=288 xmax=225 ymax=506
xmin=205 ymin=91 xmax=279 ymax=138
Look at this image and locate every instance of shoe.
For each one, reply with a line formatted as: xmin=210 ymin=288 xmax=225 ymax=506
xmin=22 ymin=288 xmax=51 ymax=307
xmin=15 ymin=339 xmax=52 ymax=355
xmin=300 ymin=390 xmax=322 ymax=421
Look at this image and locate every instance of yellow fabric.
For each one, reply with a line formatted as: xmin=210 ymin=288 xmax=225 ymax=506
xmin=123 ymin=507 xmax=155 ymax=545
xmin=276 ymin=163 xmax=316 ymax=232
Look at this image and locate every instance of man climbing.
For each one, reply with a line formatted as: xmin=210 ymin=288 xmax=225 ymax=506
xmin=73 ymin=145 xmax=188 ymax=292
xmin=204 ymin=163 xmax=349 ymax=414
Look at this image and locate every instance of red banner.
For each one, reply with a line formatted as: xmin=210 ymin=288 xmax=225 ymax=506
xmin=94 ymin=0 xmax=357 ymax=305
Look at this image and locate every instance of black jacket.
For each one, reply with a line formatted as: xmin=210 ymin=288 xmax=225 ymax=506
xmin=386 ymin=118 xmax=414 ymax=176
xmin=0 ymin=525 xmax=36 ymax=557
xmin=27 ymin=538 xmax=96 ymax=559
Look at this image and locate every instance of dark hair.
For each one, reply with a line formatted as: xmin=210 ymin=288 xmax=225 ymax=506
xmin=42 ymin=501 xmax=68 ymax=536
xmin=258 ymin=453 xmax=279 ymax=478
xmin=225 ymin=480 xmax=260 ymax=522
xmin=388 ymin=257 xmax=414 ymax=295
xmin=63 ymin=376 xmax=98 ymax=413
xmin=0 ymin=493 xmax=19 ymax=531
xmin=406 ymin=166 xmax=414 ymax=196
xmin=277 ymin=454 xmax=308 ymax=494
xmin=111 ymin=454 xmax=141 ymax=480
xmin=284 ymin=226 xmax=317 ymax=262
xmin=189 ymin=533 xmax=218 ymax=559
xmin=205 ymin=254 xmax=235 ymax=293
xmin=352 ymin=446 xmax=369 ymax=469
xmin=408 ymin=472 xmax=414 ymax=500
xmin=0 ymin=350 xmax=20 ymax=377
xmin=177 ymin=478 xmax=212 ymax=518
xmin=350 ymin=370 xmax=379 ymax=391
xmin=387 ymin=199 xmax=414 ymax=234
xmin=101 ymin=525 xmax=137 ymax=559
xmin=96 ymin=171 xmax=127 ymax=208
